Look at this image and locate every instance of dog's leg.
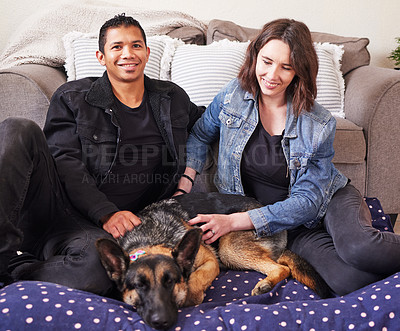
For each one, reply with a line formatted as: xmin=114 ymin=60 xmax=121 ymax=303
xmin=218 ymin=231 xmax=291 ymax=295
xmin=184 ymin=245 xmax=220 ymax=306
xmin=277 ymin=249 xmax=331 ymax=298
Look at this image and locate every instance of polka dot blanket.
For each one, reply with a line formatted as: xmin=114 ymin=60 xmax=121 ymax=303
xmin=1 ymin=197 xmax=398 ymax=330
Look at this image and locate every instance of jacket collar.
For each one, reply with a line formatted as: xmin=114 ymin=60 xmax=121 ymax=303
xmin=284 ymin=98 xmax=298 ymax=139
xmin=85 ymin=71 xmax=174 ymax=109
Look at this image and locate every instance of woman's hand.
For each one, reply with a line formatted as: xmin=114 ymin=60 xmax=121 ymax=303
xmin=173 ymin=168 xmax=197 ymax=196
xmin=188 ymin=212 xmax=254 ymax=244
xmin=102 ymin=211 xmax=141 ymax=239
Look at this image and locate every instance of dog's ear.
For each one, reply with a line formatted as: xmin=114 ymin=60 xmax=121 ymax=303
xmin=172 ymin=228 xmax=202 ymax=279
xmin=95 ymin=238 xmax=130 ymax=289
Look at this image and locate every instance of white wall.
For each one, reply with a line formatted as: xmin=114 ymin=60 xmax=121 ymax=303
xmin=0 ymin=0 xmax=399 ymax=68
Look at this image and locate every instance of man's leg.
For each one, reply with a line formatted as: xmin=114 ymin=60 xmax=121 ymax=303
xmin=0 ymin=118 xmax=114 ymax=295
xmin=0 ymin=118 xmax=36 ymax=285
xmin=12 ymin=215 xmax=116 ymax=296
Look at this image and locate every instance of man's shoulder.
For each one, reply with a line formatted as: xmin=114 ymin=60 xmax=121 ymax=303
xmin=56 ymin=77 xmax=98 ymax=94
xmin=144 ymin=76 xmax=186 ymax=96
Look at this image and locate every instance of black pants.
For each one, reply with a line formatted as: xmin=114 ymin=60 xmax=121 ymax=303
xmin=0 ymin=118 xmax=114 ymax=295
xmin=288 ymin=184 xmax=400 ymax=296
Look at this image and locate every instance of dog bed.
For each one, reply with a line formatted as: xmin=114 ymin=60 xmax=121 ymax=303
xmin=1 ymin=198 xmax=398 ymax=330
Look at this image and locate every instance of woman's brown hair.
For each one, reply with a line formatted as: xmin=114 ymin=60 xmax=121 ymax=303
xmin=238 ymin=19 xmax=318 ymax=116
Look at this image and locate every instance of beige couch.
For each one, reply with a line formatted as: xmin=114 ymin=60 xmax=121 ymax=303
xmin=0 ymin=18 xmax=399 ymax=219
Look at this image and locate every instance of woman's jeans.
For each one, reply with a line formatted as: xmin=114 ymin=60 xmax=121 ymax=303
xmin=288 ymin=183 xmax=400 ymax=296
xmin=0 ymin=118 xmax=114 ymax=295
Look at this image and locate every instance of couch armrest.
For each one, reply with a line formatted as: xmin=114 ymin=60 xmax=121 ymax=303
xmin=344 ymin=66 xmax=400 ymax=213
xmin=0 ymin=64 xmax=66 ymax=128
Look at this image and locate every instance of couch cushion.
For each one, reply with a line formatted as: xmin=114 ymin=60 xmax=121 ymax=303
xmin=206 ymin=19 xmax=370 ymax=75
xmin=333 ymin=117 xmax=366 ymax=163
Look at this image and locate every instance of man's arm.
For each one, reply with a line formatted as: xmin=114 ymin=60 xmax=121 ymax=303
xmin=43 ymin=87 xmax=120 ymax=226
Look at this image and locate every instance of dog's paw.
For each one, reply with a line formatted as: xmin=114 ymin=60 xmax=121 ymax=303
xmin=184 ymin=290 xmax=205 ymax=306
xmin=251 ymin=279 xmax=273 ymax=296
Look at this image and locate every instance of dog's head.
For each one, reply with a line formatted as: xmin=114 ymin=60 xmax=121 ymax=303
xmin=96 ymin=228 xmax=202 ymax=330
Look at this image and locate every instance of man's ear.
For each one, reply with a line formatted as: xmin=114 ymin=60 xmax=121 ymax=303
xmin=95 ymin=238 xmax=130 ymax=290
xmin=96 ymin=50 xmax=106 ymax=66
xmin=171 ymin=228 xmax=202 ymax=280
xmin=145 ymin=46 xmax=150 ymax=64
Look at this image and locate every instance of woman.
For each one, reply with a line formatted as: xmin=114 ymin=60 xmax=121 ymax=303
xmin=175 ymin=18 xmax=400 ymax=295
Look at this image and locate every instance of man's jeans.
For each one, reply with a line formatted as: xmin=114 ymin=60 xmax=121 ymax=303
xmin=0 ymin=118 xmax=114 ymax=295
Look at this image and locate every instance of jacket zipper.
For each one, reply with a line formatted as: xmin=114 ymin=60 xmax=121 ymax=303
xmin=98 ymin=108 xmax=121 ymax=189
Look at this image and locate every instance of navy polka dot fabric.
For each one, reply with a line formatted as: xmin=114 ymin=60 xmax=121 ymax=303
xmin=1 ymin=271 xmax=399 ymax=330
xmin=1 ymin=197 xmax=398 ymax=330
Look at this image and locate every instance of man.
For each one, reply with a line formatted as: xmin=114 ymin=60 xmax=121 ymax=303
xmin=0 ymin=14 xmax=203 ymax=294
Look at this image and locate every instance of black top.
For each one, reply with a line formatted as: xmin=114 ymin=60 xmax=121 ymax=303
xmin=241 ymin=121 xmax=289 ymax=206
xmin=100 ymin=92 xmax=166 ymax=212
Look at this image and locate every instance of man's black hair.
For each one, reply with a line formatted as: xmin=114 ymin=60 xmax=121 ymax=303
xmin=98 ymin=13 xmax=147 ymax=53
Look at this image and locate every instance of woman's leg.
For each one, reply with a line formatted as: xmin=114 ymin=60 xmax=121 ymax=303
xmin=287 ymin=225 xmax=383 ymax=295
xmin=288 ymin=184 xmax=400 ymax=295
xmin=324 ymin=184 xmax=400 ymax=272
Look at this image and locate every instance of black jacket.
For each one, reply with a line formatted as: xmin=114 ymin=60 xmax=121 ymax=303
xmin=44 ymin=72 xmax=203 ymax=225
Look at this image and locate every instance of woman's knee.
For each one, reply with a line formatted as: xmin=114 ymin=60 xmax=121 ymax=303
xmin=326 ymin=266 xmax=383 ymax=296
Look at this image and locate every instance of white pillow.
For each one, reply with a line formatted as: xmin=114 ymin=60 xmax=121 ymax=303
xmin=314 ymin=42 xmax=345 ymax=118
xmin=171 ymin=40 xmax=250 ymax=108
xmin=170 ymin=39 xmax=345 ymax=117
xmin=63 ymin=32 xmax=181 ymax=81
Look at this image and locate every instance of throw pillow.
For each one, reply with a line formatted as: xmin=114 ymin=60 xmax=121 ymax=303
xmin=314 ymin=42 xmax=345 ymax=118
xmin=171 ymin=40 xmax=250 ymax=108
xmin=170 ymin=40 xmax=345 ymax=118
xmin=63 ymin=32 xmax=181 ymax=81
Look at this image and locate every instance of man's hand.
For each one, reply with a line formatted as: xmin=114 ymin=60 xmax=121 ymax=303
xmin=102 ymin=211 xmax=141 ymax=239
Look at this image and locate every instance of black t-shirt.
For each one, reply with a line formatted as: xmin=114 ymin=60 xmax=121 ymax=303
xmin=100 ymin=92 xmax=166 ymax=212
xmin=241 ymin=121 xmax=289 ymax=206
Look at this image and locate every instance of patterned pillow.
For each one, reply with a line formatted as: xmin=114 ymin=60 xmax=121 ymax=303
xmin=63 ymin=32 xmax=181 ymax=81
xmin=170 ymin=40 xmax=345 ymax=117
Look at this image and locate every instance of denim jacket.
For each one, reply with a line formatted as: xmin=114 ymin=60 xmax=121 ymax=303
xmin=186 ymin=78 xmax=348 ymax=237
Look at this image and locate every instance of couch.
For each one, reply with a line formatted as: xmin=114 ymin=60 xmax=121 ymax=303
xmin=1 ymin=7 xmax=400 ymax=329
xmin=1 ymin=15 xmax=399 ymax=220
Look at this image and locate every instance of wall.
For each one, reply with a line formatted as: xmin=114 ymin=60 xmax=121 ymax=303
xmin=0 ymin=0 xmax=399 ymax=68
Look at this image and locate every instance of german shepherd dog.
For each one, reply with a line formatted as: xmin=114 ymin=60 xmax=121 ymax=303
xmin=96 ymin=192 xmax=330 ymax=330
